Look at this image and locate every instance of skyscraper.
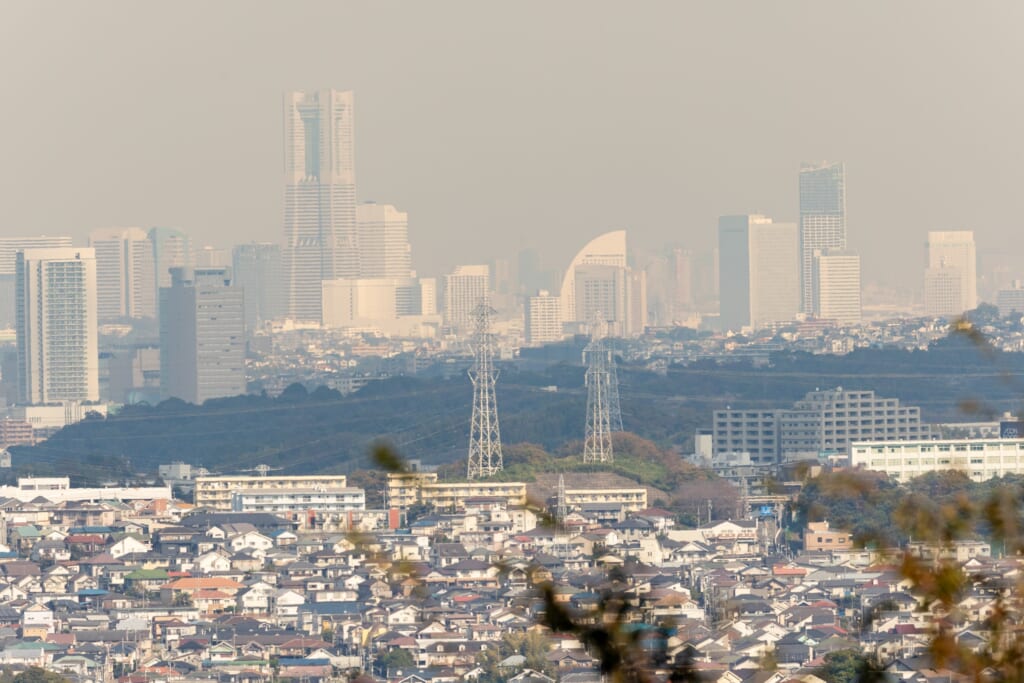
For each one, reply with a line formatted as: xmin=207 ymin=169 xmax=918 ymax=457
xmin=924 ymin=267 xmax=964 ymax=318
xmin=149 ymin=227 xmax=193 ymax=289
xmin=799 ymin=162 xmax=847 ymax=313
xmin=926 ymin=230 xmax=977 ymax=313
xmin=0 ymin=236 xmax=73 ymax=328
xmin=16 ymin=248 xmax=99 ymax=404
xmin=88 ymin=227 xmax=156 ymax=320
xmin=160 ymin=267 xmax=246 ymax=404
xmin=233 ymin=243 xmax=284 ymax=332
xmin=283 ymin=89 xmax=357 ymax=322
xmin=718 ymin=214 xmax=799 ymax=331
xmin=444 ymin=265 xmax=490 ymax=332
xmin=357 ymin=202 xmax=411 ymax=279
xmin=812 ymin=249 xmax=862 ymax=324
xmin=559 ymin=231 xmax=628 ymax=324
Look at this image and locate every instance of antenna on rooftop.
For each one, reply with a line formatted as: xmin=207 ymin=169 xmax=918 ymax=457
xmin=466 ymin=300 xmax=503 ymax=479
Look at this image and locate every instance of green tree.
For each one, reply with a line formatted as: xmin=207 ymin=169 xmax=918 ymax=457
xmin=12 ymin=668 xmax=69 ymax=683
xmin=375 ymin=648 xmax=415 ymax=676
xmin=815 ymin=650 xmax=879 ymax=683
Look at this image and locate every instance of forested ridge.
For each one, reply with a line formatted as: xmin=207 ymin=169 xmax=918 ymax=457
xmin=10 ymin=339 xmax=1023 ymax=484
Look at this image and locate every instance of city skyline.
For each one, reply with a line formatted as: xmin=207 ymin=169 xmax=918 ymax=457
xmin=2 ymin=3 xmax=1023 ymax=292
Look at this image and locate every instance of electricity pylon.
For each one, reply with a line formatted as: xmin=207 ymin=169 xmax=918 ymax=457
xmin=466 ymin=302 xmax=503 ymax=479
xmin=583 ymin=315 xmax=613 ymax=463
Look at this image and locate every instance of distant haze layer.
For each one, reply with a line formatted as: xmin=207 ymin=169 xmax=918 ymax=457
xmin=1 ymin=1 xmax=1021 ymax=288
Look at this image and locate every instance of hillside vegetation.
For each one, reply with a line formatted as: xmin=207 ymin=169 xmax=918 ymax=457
xmin=10 ymin=339 xmax=1024 ymax=486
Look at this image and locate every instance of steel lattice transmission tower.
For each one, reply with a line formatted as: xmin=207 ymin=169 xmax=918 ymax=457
xmin=466 ymin=302 xmax=503 ymax=479
xmin=583 ymin=316 xmax=614 ymax=463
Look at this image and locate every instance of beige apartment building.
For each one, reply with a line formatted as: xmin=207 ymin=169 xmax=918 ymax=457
xmin=194 ymin=474 xmax=348 ymax=511
xmin=386 ymin=472 xmax=647 ymax=514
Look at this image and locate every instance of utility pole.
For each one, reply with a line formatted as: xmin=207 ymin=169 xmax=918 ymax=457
xmin=466 ymin=301 xmax=503 ymax=479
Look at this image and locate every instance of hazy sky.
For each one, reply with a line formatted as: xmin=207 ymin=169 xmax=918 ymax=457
xmin=2 ymin=2 xmax=1021 ymax=290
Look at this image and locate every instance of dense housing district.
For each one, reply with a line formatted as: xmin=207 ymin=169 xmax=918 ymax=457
xmin=0 ymin=458 xmax=1015 ymax=683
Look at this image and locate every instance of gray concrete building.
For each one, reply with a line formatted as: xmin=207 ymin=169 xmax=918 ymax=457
xmin=713 ymin=387 xmax=930 ymax=467
xmin=160 ymin=267 xmax=246 ymax=404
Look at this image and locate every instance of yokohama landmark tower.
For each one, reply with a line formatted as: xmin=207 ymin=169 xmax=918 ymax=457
xmin=283 ymin=90 xmax=357 ymax=322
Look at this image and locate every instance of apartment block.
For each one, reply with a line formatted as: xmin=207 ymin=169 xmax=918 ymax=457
xmin=851 ymin=438 xmax=1024 ymax=483
xmin=194 ymin=474 xmax=348 ymax=511
xmin=713 ymin=387 xmax=929 ymax=466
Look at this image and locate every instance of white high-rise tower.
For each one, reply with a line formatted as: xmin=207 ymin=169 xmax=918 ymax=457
xmin=718 ymin=215 xmax=800 ymax=331
xmin=283 ymin=89 xmax=357 ymax=322
xmin=926 ymin=231 xmax=977 ymax=314
xmin=799 ymin=162 xmax=847 ymax=313
xmin=444 ymin=265 xmax=489 ymax=333
xmin=357 ymin=202 xmax=411 ymax=279
xmin=89 ymin=227 xmax=156 ymax=320
xmin=16 ymin=248 xmax=99 ymax=404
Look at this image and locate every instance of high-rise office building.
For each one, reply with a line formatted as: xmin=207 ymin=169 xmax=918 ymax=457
xmin=559 ymin=231 xmax=628 ymax=324
xmin=799 ymin=162 xmax=846 ymax=313
xmin=16 ymin=248 xmax=99 ymax=404
xmin=924 ymin=267 xmax=964 ymax=318
xmin=525 ymin=290 xmax=563 ymax=345
xmin=195 ymin=246 xmax=231 ymax=268
xmin=444 ymin=265 xmax=490 ymax=332
xmin=283 ymin=89 xmax=357 ymax=322
xmin=0 ymin=236 xmax=73 ymax=328
xmin=148 ymin=227 xmax=193 ymax=289
xmin=558 ymin=230 xmax=645 ymax=336
xmin=419 ymin=278 xmax=438 ymax=316
xmin=322 ymin=277 xmax=427 ymax=327
xmin=718 ymin=215 xmax=799 ymax=331
xmin=88 ymin=227 xmax=156 ymax=320
xmin=926 ymin=230 xmax=977 ymax=314
xmin=574 ymin=264 xmax=626 ymax=328
xmin=160 ymin=267 xmax=246 ymax=404
xmin=357 ymin=202 xmax=411 ymax=279
xmin=997 ymin=282 xmax=1024 ymax=318
xmin=233 ymin=243 xmax=284 ymax=333
xmin=645 ymin=247 xmax=692 ymax=326
xmin=812 ymin=249 xmax=862 ymax=324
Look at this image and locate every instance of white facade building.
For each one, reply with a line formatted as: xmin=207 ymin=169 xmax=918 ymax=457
xmin=997 ymin=282 xmax=1024 ymax=318
xmin=559 ymin=231 xmax=628 ymax=325
xmin=852 ymin=438 xmax=1024 ymax=482
xmin=719 ymin=215 xmax=800 ymax=331
xmin=16 ymin=248 xmax=99 ymax=404
xmin=357 ymin=203 xmax=411 ymax=279
xmin=322 ymin=277 xmax=439 ymax=334
xmin=160 ymin=267 xmax=246 ymax=404
xmin=195 ymin=474 xmax=348 ymax=510
xmin=230 ymin=487 xmax=366 ymax=514
xmin=443 ymin=265 xmax=489 ymax=332
xmin=525 ymin=290 xmax=563 ymax=345
xmin=924 ymin=267 xmax=964 ymax=318
xmin=89 ymin=227 xmax=156 ymax=320
xmin=799 ymin=162 xmax=846 ymax=313
xmin=7 ymin=403 xmax=108 ymax=437
xmin=0 ymin=477 xmax=170 ymax=503
xmin=926 ymin=230 xmax=977 ymax=314
xmin=812 ymin=249 xmax=861 ymax=324
xmin=0 ymin=236 xmax=73 ymax=328
xmin=283 ymin=89 xmax=357 ymax=322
